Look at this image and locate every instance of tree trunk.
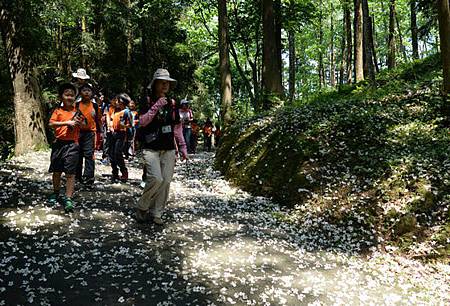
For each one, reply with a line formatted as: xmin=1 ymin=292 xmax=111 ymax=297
xmin=354 ymin=0 xmax=364 ymax=82
xmin=93 ymin=2 xmax=102 ymax=38
xmin=56 ymin=23 xmax=63 ymax=74
xmin=381 ymin=0 xmax=389 ymax=68
xmin=81 ymin=16 xmax=87 ymax=68
xmin=125 ymin=0 xmax=133 ymax=92
xmin=0 ymin=7 xmax=48 ymax=155
xmin=249 ymin=30 xmax=262 ymax=110
xmin=262 ymin=0 xmax=283 ymax=109
xmin=339 ymin=8 xmax=346 ymax=86
xmin=288 ymin=29 xmax=296 ymax=102
xmin=388 ymin=0 xmax=396 ymax=69
xmin=319 ymin=6 xmax=325 ymax=88
xmin=274 ymin=0 xmax=283 ymax=88
xmin=411 ymin=0 xmax=419 ymax=59
xmin=330 ymin=3 xmax=336 ymax=87
xmin=370 ymin=16 xmax=380 ymax=73
xmin=362 ymin=0 xmax=375 ymax=83
xmin=229 ymin=40 xmax=254 ymax=102
xmin=218 ymin=0 xmax=232 ymax=125
xmin=395 ymin=13 xmax=408 ymax=62
xmin=437 ymin=0 xmax=450 ymax=94
xmin=138 ymin=0 xmax=150 ymax=93
xmin=345 ymin=1 xmax=353 ymax=84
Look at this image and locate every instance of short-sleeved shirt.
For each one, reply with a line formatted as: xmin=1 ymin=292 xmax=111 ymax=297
xmin=107 ymin=107 xmax=116 ymax=128
xmin=49 ymin=107 xmax=80 ymax=142
xmin=112 ymin=110 xmax=130 ymax=132
xmin=78 ymin=101 xmax=97 ymax=132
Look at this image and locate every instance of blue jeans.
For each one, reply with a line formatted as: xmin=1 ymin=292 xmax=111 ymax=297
xmin=183 ymin=128 xmax=192 ymax=153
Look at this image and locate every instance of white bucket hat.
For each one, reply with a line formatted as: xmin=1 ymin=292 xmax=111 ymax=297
xmin=72 ymin=68 xmax=90 ymax=80
xmin=147 ymin=68 xmax=177 ymax=89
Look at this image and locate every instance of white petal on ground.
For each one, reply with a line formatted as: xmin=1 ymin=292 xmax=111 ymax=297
xmin=0 ymin=151 xmax=448 ymax=305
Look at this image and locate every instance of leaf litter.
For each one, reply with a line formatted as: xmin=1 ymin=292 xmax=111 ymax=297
xmin=0 ymin=150 xmax=448 ymax=305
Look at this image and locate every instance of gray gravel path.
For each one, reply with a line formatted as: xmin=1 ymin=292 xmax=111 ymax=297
xmin=0 ymin=151 xmax=448 ymax=305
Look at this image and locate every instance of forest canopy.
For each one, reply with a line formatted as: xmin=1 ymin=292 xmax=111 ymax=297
xmin=0 ymin=0 xmax=449 ymax=157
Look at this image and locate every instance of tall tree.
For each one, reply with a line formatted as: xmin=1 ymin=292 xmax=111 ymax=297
xmin=437 ymin=0 xmax=450 ymax=94
xmin=218 ymin=0 xmax=232 ymax=125
xmin=395 ymin=13 xmax=408 ymax=61
xmin=81 ymin=15 xmax=88 ymax=68
xmin=362 ymin=0 xmax=375 ymax=83
xmin=274 ymin=0 xmax=283 ymax=87
xmin=411 ymin=0 xmax=419 ymax=59
xmin=288 ymin=28 xmax=295 ymax=102
xmin=262 ymin=0 xmax=283 ymax=109
xmin=354 ymin=0 xmax=364 ymax=82
xmin=318 ymin=4 xmax=325 ymax=88
xmin=330 ymin=2 xmax=336 ymax=87
xmin=0 ymin=2 xmax=48 ymax=155
xmin=388 ymin=0 xmax=397 ymax=68
xmin=125 ymin=0 xmax=133 ymax=91
xmin=345 ymin=0 xmax=353 ymax=83
xmin=370 ymin=16 xmax=380 ymax=73
xmin=339 ymin=6 xmax=347 ymax=86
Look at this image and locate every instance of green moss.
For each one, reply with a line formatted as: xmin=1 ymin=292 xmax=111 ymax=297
xmin=215 ymin=54 xmax=449 ymax=257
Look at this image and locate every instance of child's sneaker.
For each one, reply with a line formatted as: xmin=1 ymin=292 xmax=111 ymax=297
xmin=48 ymin=193 xmax=59 ymax=206
xmin=64 ymin=198 xmax=74 ymax=212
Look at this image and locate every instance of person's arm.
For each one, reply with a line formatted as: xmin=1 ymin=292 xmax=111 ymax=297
xmin=49 ymin=120 xmax=78 ymax=127
xmin=49 ymin=110 xmax=79 ymax=128
xmin=173 ymin=122 xmax=188 ymax=160
xmin=95 ymin=104 xmax=103 ymax=132
xmin=139 ymin=98 xmax=167 ymax=127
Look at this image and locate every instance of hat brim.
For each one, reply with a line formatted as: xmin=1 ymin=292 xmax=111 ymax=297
xmin=72 ymin=73 xmax=90 ymax=80
xmin=147 ymin=77 xmax=177 ymax=89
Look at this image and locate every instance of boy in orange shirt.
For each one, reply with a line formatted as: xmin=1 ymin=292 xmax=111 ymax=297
xmin=76 ymin=83 xmax=101 ymax=186
xmin=48 ymin=83 xmax=85 ymax=212
xmin=110 ymin=94 xmax=131 ymax=182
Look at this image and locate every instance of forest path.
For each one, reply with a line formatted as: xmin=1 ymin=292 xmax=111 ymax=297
xmin=0 ymin=151 xmax=448 ymax=305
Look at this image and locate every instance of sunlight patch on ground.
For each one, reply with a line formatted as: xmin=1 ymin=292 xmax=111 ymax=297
xmin=1 ymin=207 xmax=68 ymax=235
xmin=0 ymin=150 xmax=448 ymax=305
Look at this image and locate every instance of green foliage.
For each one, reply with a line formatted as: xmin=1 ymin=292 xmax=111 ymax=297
xmin=215 ymin=55 xmax=449 ymax=256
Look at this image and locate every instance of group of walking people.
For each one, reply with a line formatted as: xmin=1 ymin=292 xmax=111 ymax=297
xmin=47 ymin=67 xmax=213 ymax=225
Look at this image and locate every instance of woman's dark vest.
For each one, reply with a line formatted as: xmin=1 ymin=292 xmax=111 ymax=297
xmin=138 ymin=100 xmax=180 ymax=151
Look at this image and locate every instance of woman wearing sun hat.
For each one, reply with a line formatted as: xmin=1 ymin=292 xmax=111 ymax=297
xmin=135 ymin=68 xmax=188 ymax=225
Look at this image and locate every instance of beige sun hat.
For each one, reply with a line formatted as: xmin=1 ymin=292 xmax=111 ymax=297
xmin=72 ymin=68 xmax=90 ymax=80
xmin=147 ymin=68 xmax=177 ymax=89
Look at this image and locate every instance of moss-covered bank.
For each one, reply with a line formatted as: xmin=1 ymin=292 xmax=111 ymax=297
xmin=215 ymin=55 xmax=450 ymax=260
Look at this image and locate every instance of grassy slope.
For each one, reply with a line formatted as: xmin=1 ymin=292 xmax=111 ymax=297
xmin=215 ymin=54 xmax=449 ymax=260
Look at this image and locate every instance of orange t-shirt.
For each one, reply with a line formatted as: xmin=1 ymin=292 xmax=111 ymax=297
xmin=112 ymin=110 xmax=127 ymax=132
xmin=107 ymin=107 xmax=115 ymax=128
xmin=78 ymin=101 xmax=97 ymax=131
xmin=49 ymin=107 xmax=80 ymax=142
